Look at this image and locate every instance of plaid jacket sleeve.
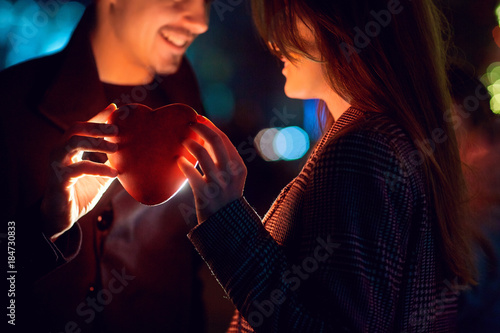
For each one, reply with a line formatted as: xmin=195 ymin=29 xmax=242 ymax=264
xmin=188 ymin=127 xmax=417 ymax=332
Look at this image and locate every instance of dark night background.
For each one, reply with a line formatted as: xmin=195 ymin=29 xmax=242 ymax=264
xmin=1 ymin=0 xmax=499 ymax=331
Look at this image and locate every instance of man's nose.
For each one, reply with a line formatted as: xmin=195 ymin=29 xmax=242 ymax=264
xmin=182 ymin=0 xmax=209 ymax=35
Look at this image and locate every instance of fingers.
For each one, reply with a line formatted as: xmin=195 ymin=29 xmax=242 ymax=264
xmin=66 ymin=122 xmax=119 ymax=139
xmin=66 ymin=136 xmax=118 ymax=154
xmin=179 ymin=117 xmax=248 ymax=223
xmin=54 ymin=136 xmax=118 ymax=165
xmin=184 ymin=138 xmax=235 ymax=188
xmin=56 ymin=105 xmax=120 ymax=165
xmin=192 ymin=116 xmax=246 ymax=167
xmin=61 ymin=121 xmax=118 ymax=161
xmin=177 ymin=156 xmax=205 ymax=192
xmin=185 ymin=117 xmax=246 ymax=184
xmin=189 ymin=122 xmax=231 ymax=167
xmin=195 ymin=115 xmax=234 ymax=150
xmin=183 ymin=138 xmax=217 ymax=175
xmin=65 ymin=104 xmax=118 ymax=141
xmin=88 ymin=103 xmax=117 ymax=123
xmin=58 ymin=161 xmax=118 ymax=183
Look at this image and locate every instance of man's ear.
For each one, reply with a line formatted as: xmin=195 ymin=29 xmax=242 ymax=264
xmin=94 ymin=0 xmax=117 ymax=26
xmin=95 ymin=0 xmax=118 ymax=7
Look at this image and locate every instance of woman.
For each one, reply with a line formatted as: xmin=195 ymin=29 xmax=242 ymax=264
xmin=178 ymin=0 xmax=476 ymax=331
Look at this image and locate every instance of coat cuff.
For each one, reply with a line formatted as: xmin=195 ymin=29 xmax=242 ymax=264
xmin=28 ymin=223 xmax=81 ymax=280
xmin=187 ymin=197 xmax=268 ymax=284
xmin=19 ymin=200 xmax=83 ymax=282
xmin=48 ymin=222 xmax=82 ymax=263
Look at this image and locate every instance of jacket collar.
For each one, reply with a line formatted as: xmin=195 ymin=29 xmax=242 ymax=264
xmin=39 ymin=5 xmax=105 ymax=132
xmin=315 ymin=107 xmax=367 ymax=150
xmin=330 ymin=107 xmax=367 ymax=135
xmin=302 ymin=106 xmax=369 ymax=167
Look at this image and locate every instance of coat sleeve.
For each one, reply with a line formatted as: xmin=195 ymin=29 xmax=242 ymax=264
xmin=188 ymin=130 xmax=415 ymax=332
xmin=0 ymin=78 xmax=82 ymax=285
xmin=16 ymin=200 xmax=82 ymax=283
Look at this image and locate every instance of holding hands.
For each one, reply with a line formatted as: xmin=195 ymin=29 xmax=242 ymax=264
xmin=178 ymin=116 xmax=247 ymax=224
xmin=41 ymin=104 xmax=119 ymax=240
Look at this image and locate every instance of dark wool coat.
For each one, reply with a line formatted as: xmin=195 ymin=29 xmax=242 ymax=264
xmin=189 ymin=108 xmax=460 ymax=332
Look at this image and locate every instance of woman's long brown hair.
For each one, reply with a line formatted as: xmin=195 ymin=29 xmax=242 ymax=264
xmin=251 ymin=0 xmax=476 ymax=285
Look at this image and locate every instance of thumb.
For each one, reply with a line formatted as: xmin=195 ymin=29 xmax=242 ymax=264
xmin=89 ymin=103 xmax=118 ymax=123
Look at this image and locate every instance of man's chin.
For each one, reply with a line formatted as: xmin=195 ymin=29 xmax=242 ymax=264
xmin=155 ymin=56 xmax=183 ymax=76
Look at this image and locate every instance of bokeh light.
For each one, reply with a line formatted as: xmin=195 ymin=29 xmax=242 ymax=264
xmin=255 ymin=126 xmax=310 ymax=162
xmin=254 ymin=128 xmax=280 ymax=161
xmin=484 ymin=5 xmax=500 ymax=114
xmin=482 ymin=62 xmax=500 ymax=114
xmin=496 ymin=4 xmax=500 ymax=25
xmin=303 ymin=99 xmax=323 ymax=141
xmin=0 ymin=1 xmax=15 ymax=43
xmin=2 ymin=0 xmax=84 ymax=69
xmin=274 ymin=126 xmax=310 ymax=161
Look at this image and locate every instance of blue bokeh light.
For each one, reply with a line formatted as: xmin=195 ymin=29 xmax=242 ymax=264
xmin=303 ymin=99 xmax=324 ymax=142
xmin=273 ymin=126 xmax=310 ymax=161
xmin=255 ymin=126 xmax=310 ymax=162
xmin=2 ymin=0 xmax=84 ymax=69
xmin=0 ymin=1 xmax=15 ymax=42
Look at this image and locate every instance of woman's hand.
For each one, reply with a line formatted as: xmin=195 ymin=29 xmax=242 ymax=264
xmin=178 ymin=116 xmax=247 ymax=224
xmin=41 ymin=104 xmax=119 ymax=240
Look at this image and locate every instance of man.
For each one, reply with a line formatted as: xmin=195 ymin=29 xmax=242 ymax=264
xmin=0 ymin=0 xmax=210 ymax=331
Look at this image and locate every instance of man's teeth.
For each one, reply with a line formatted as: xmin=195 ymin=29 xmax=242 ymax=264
xmin=161 ymin=32 xmax=188 ymax=47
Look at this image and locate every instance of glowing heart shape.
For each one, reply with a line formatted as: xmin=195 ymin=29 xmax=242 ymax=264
xmin=107 ymin=103 xmax=201 ymax=205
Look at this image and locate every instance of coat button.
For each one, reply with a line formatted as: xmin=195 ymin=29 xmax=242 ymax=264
xmin=96 ymin=209 xmax=113 ymax=231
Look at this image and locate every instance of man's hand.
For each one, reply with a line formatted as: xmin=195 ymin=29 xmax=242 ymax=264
xmin=41 ymin=104 xmax=119 ymax=241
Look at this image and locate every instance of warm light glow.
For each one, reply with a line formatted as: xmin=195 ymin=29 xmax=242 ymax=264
xmin=70 ymin=151 xmax=84 ymax=164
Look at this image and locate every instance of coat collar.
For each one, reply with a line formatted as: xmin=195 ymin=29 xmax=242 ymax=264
xmin=329 ymin=107 xmax=367 ymax=136
xmin=38 ymin=5 xmax=105 ymax=132
xmin=314 ymin=107 xmax=368 ymax=153
xmin=301 ymin=106 xmax=370 ymax=171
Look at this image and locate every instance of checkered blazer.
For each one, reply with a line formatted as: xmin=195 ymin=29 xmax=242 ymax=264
xmin=189 ymin=107 xmax=459 ymax=332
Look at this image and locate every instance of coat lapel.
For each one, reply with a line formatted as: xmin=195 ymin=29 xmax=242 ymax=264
xmin=38 ymin=5 xmax=107 ymax=132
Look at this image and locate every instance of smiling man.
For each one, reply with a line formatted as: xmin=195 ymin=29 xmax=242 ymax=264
xmin=92 ymin=0 xmax=208 ymax=83
xmin=0 ymin=0 xmax=211 ymax=332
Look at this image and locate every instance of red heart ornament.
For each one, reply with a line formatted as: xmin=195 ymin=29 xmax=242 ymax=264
xmin=107 ymin=103 xmax=201 ymax=205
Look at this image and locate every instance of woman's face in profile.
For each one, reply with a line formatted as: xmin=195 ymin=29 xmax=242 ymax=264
xmin=280 ymin=19 xmax=332 ymax=101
